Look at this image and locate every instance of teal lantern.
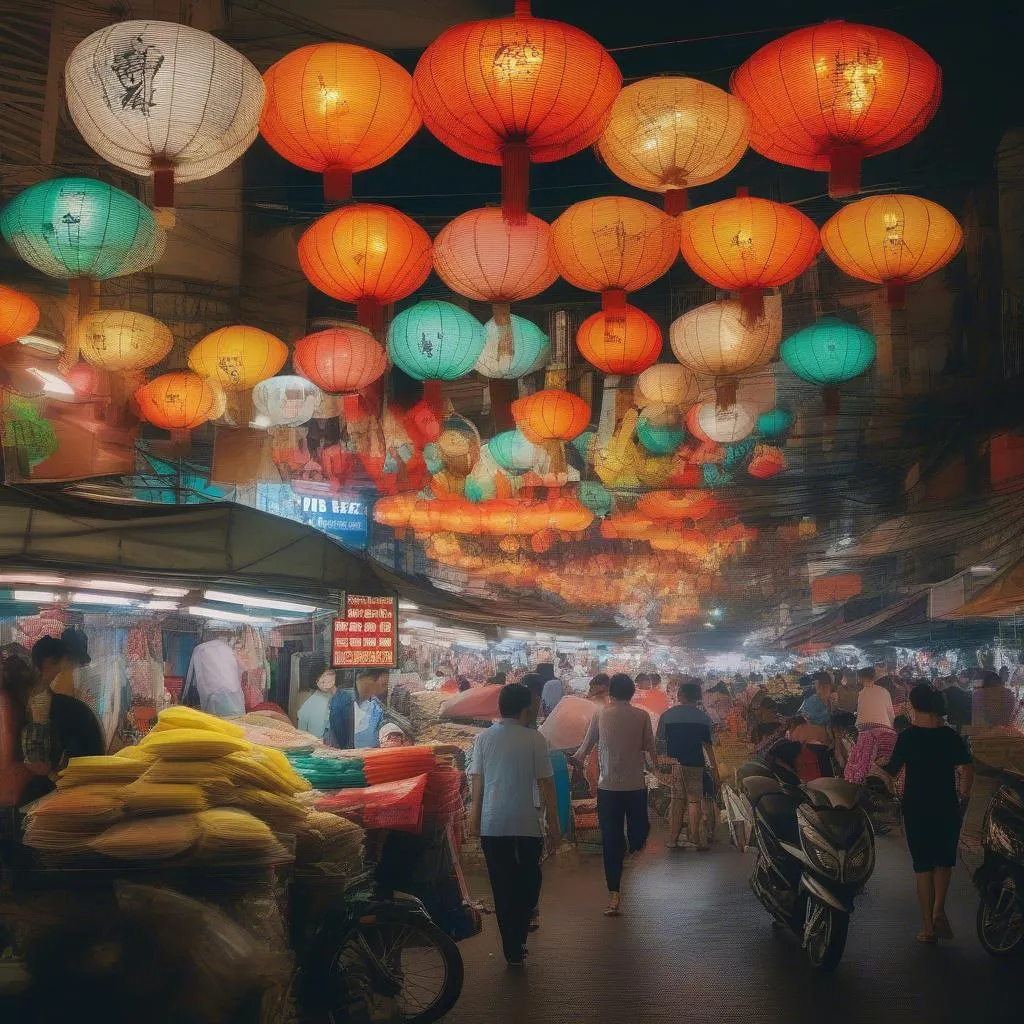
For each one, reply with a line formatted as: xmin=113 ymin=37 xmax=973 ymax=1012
xmin=0 ymin=177 xmax=165 ymax=282
xmin=723 ymin=437 xmax=757 ymax=471
xmin=702 ymin=464 xmax=734 ymax=488
xmin=780 ymin=316 xmax=876 ymax=414
xmin=636 ymin=413 xmax=685 ymax=455
xmin=387 ymin=299 xmax=486 ymax=381
xmin=571 ymin=427 xmax=597 ymax=465
xmin=475 ymin=314 xmax=550 ymax=379
xmin=423 ymin=443 xmax=445 ymax=475
xmin=488 ymin=429 xmax=539 ymax=473
xmin=579 ymin=480 xmax=613 ymax=517
xmin=757 ymin=408 xmax=794 ymax=438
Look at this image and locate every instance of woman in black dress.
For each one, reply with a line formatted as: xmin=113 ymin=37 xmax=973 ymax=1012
xmin=881 ymin=683 xmax=973 ymax=943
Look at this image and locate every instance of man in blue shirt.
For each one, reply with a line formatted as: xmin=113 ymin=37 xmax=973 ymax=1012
xmin=800 ymin=671 xmax=835 ymax=728
xmin=657 ymin=680 xmax=719 ymax=851
xmin=469 ymin=683 xmax=560 ymax=967
xmin=328 ymin=669 xmax=388 ymax=749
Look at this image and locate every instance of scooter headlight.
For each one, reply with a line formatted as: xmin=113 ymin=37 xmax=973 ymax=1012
xmin=845 ymin=828 xmax=875 ymax=883
xmin=800 ymin=821 xmax=840 ymax=878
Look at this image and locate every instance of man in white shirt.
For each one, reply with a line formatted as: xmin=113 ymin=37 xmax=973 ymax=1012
xmin=856 ymin=666 xmax=895 ymax=730
xmin=469 ymin=683 xmax=561 ymax=967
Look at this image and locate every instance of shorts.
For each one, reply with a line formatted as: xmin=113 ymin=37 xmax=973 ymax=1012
xmin=671 ymin=763 xmax=705 ymax=802
xmin=904 ymin=810 xmax=961 ymax=873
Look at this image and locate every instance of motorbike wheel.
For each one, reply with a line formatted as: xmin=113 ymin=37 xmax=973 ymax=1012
xmin=321 ymin=915 xmax=464 ymax=1023
xmin=804 ymin=899 xmax=849 ymax=973
xmin=976 ymin=886 xmax=1024 ymax=958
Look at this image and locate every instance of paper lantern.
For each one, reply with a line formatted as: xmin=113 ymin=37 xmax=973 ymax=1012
xmin=135 ymin=371 xmax=216 ymax=434
xmin=512 ymin=388 xmax=589 ymax=443
xmin=780 ymin=315 xmax=876 ymax=413
xmin=550 ymin=196 xmax=678 ymax=310
xmin=579 ymin=480 xmax=612 ymax=517
xmin=188 ymin=326 xmax=288 ymax=392
xmin=476 ymin=314 xmax=550 ymax=379
xmin=636 ymin=490 xmax=714 ymax=522
xmin=636 ymin=363 xmax=699 ymax=409
xmin=686 ymin=401 xmax=756 ymax=444
xmin=0 ymin=285 xmax=40 ymax=345
xmin=260 ymin=43 xmax=420 ymax=202
xmin=678 ymin=190 xmax=820 ymax=320
xmin=757 ymin=408 xmax=794 ymax=438
xmin=597 ymin=77 xmax=749 ymax=213
xmin=820 ymin=194 xmax=963 ymax=307
xmin=387 ymin=300 xmax=486 ymax=381
xmin=730 ymin=22 xmax=941 ymax=198
xmin=293 ymin=325 xmax=387 ymax=393
xmin=748 ymin=444 xmax=786 ymax=479
xmin=65 ymin=22 xmax=264 ymax=207
xmin=252 ymin=376 xmax=321 ymax=427
xmin=77 ymin=311 xmax=173 ymax=371
xmin=635 ymin=413 xmax=684 ymax=455
xmin=669 ymin=294 xmax=782 ymax=406
xmin=576 ymin=304 xmax=661 ymax=375
xmin=298 ymin=204 xmax=432 ymax=337
xmin=0 ymin=178 xmax=165 ymax=281
xmin=412 ymin=0 xmax=621 ymax=224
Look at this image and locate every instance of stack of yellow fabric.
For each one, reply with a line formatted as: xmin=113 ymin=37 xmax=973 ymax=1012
xmin=89 ymin=815 xmax=201 ymax=860
xmin=23 ymin=789 xmax=125 ymax=852
xmin=195 ymin=808 xmax=289 ymax=864
xmin=295 ymin=810 xmax=365 ymax=873
xmin=55 ymin=756 xmax=149 ymax=789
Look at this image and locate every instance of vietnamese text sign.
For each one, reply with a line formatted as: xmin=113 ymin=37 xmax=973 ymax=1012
xmin=332 ymin=595 xmax=398 ymax=669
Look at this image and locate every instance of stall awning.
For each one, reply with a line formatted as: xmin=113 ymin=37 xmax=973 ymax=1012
xmin=944 ymin=555 xmax=1024 ymax=619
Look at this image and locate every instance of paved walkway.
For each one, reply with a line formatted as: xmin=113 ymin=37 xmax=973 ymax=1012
xmin=449 ymin=831 xmax=1019 ymax=1024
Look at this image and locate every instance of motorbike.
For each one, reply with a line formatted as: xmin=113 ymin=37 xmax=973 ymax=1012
xmin=974 ymin=769 xmax=1024 ymax=957
xmin=737 ymin=750 xmax=875 ymax=972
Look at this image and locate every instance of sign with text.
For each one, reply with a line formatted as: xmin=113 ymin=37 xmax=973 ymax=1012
xmin=254 ymin=483 xmax=368 ymax=549
xmin=332 ymin=595 xmax=398 ymax=669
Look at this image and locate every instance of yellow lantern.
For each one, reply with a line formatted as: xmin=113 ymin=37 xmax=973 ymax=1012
xmin=188 ymin=326 xmax=288 ymax=391
xmin=635 ymin=363 xmax=699 ymax=409
xmin=77 ymin=310 xmax=173 ymax=372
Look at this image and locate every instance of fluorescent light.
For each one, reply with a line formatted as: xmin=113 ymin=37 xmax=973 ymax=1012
xmin=403 ymin=618 xmax=436 ymax=630
xmin=78 ymin=579 xmax=152 ymax=594
xmin=18 ymin=334 xmax=63 ymax=356
xmin=152 ymin=587 xmax=190 ymax=597
xmin=187 ymin=605 xmax=274 ymax=624
xmin=26 ymin=367 xmax=74 ymax=396
xmin=505 ymin=630 xmax=534 ymax=639
xmin=141 ymin=600 xmax=179 ymax=610
xmin=71 ymin=592 xmax=135 ymax=606
xmin=970 ymin=566 xmax=997 ymax=575
xmin=13 ymin=590 xmax=56 ymax=602
xmin=398 ymin=600 xmax=419 ymax=611
xmin=204 ymin=589 xmax=318 ymax=614
xmin=0 ymin=573 xmax=66 ymax=586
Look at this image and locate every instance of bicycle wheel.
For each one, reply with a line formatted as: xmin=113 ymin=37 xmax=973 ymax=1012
xmin=326 ymin=914 xmax=463 ymax=1023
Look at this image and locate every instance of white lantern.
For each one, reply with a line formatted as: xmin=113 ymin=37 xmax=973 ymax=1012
xmin=690 ymin=401 xmax=757 ymax=444
xmin=65 ymin=21 xmax=265 ymax=207
xmin=635 ymin=363 xmax=699 ymax=409
xmin=252 ymin=376 xmax=322 ymax=428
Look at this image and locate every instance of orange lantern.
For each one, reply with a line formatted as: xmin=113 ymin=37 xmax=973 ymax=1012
xmin=260 ymin=43 xmax=420 ymax=202
xmin=298 ymin=204 xmax=432 ymax=337
xmin=730 ymin=22 xmax=941 ymax=199
xmin=576 ymin=303 xmax=661 ymax=375
xmin=293 ymin=325 xmax=387 ymax=394
xmin=636 ymin=490 xmax=714 ymax=522
xmin=748 ymin=444 xmax=786 ymax=479
xmin=820 ymin=194 xmax=963 ymax=307
xmin=512 ymin=388 xmax=590 ymax=443
xmin=597 ymin=76 xmax=749 ymax=214
xmin=550 ymin=196 xmax=678 ymax=311
xmin=134 ymin=371 xmax=217 ymax=440
xmin=636 ymin=363 xmax=699 ymax=409
xmin=188 ymin=326 xmax=287 ymax=392
xmin=679 ymin=189 xmax=820 ymax=321
xmin=412 ymin=1 xmax=621 ymax=224
xmin=0 ymin=284 xmax=39 ymax=345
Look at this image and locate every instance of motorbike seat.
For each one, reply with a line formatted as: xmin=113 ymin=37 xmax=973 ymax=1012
xmin=756 ymin=792 xmax=801 ymax=847
xmin=804 ymin=778 xmax=862 ymax=810
xmin=741 ymin=776 xmax=783 ymax=804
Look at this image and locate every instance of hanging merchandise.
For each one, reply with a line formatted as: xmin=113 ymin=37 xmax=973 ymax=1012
xmin=293 ymin=325 xmax=388 ymax=395
xmin=730 ymin=22 xmax=941 ymax=199
xmin=65 ymin=21 xmax=265 ymax=208
xmin=77 ymin=310 xmax=173 ymax=372
xmin=512 ymin=388 xmax=590 ymax=444
xmin=635 ymin=490 xmax=715 ymax=522
xmin=134 ymin=371 xmax=218 ymax=440
xmin=635 ymin=410 xmax=685 ymax=455
xmin=188 ymin=326 xmax=288 ymax=392
xmin=670 ymin=294 xmax=782 ymax=407
xmin=820 ymin=194 xmax=963 ymax=308
xmin=260 ymin=43 xmax=420 ymax=202
xmin=475 ymin=314 xmax=550 ymax=379
xmin=686 ymin=401 xmax=757 ymax=444
xmin=412 ymin=0 xmax=622 ymax=224
xmin=635 ymin=363 xmax=699 ymax=410
xmin=576 ymin=304 xmax=662 ymax=376
xmin=779 ymin=315 xmax=877 ymax=413
xmin=252 ymin=376 xmax=322 ymax=428
xmin=748 ymin=444 xmax=786 ymax=478
xmin=678 ymin=189 xmax=819 ymax=321
xmin=0 ymin=285 xmax=40 ymax=345
xmin=387 ymin=300 xmax=486 ymax=382
xmin=597 ymin=76 xmax=750 ymax=214
xmin=298 ymin=204 xmax=432 ymax=337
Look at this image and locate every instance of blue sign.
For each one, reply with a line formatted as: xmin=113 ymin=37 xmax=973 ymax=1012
xmin=254 ymin=484 xmax=369 ymax=550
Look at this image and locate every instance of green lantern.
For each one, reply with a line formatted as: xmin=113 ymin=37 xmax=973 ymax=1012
xmin=636 ymin=413 xmax=685 ymax=455
xmin=780 ymin=316 xmax=876 ymax=413
xmin=2 ymin=395 xmax=58 ymax=467
xmin=702 ymin=464 xmax=733 ymax=488
xmin=723 ymin=437 xmax=757 ymax=471
xmin=579 ymin=480 xmax=612 ymax=517
xmin=475 ymin=314 xmax=550 ymax=379
xmin=0 ymin=177 xmax=165 ymax=281
xmin=488 ymin=429 xmax=538 ymax=472
xmin=756 ymin=408 xmax=794 ymax=438
xmin=387 ymin=299 xmax=485 ymax=381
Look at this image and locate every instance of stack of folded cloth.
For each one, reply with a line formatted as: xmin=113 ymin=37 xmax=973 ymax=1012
xmin=295 ymin=810 xmax=365 ymax=873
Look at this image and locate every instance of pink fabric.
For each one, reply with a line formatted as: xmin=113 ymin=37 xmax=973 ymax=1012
xmin=539 ymin=696 xmax=597 ymax=751
xmin=439 ymin=685 xmax=501 ymax=721
xmin=844 ymin=727 xmax=897 ymax=784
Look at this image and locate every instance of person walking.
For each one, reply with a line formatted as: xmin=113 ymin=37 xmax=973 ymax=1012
xmin=856 ymin=666 xmax=895 ymax=730
xmin=574 ymin=673 xmax=656 ymax=916
xmin=658 ymin=680 xmax=719 ymax=851
xmin=469 ymin=683 xmax=561 ymax=967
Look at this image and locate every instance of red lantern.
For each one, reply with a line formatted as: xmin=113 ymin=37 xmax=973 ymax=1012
xmin=0 ymin=284 xmax=39 ymax=345
xmin=748 ymin=444 xmax=786 ymax=479
xmin=293 ymin=325 xmax=388 ymax=393
xmin=512 ymin=388 xmax=590 ymax=443
xmin=576 ymin=304 xmax=661 ymax=375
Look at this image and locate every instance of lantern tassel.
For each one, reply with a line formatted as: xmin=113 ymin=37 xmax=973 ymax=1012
xmin=602 ymin=288 xmax=627 ymax=312
xmin=492 ymin=302 xmax=514 ymax=364
xmin=828 ymin=145 xmax=863 ymax=200
xmin=715 ymin=379 xmax=737 ymax=411
xmin=423 ymin=380 xmax=444 ymax=417
xmin=356 ymin=297 xmax=384 ymax=340
xmin=738 ymin=287 xmax=764 ymax=324
xmin=501 ymin=140 xmax=530 ymax=226
xmin=323 ymin=165 xmax=353 ymax=203
xmin=885 ymin=280 xmax=908 ymax=309
xmin=489 ymin=379 xmax=516 ymax=431
xmin=152 ymin=161 xmax=174 ymax=208
xmin=664 ymin=189 xmax=688 ymax=216
xmin=513 ymin=0 xmax=531 ymax=17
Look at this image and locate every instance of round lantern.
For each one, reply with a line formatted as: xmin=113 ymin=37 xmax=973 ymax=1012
xmin=488 ymin=429 xmax=540 ymax=473
xmin=730 ymin=22 xmax=941 ymax=199
xmin=476 ymin=314 xmax=550 ymax=379
xmin=757 ymin=408 xmax=794 ymax=438
xmin=65 ymin=22 xmax=265 ymax=208
xmin=748 ymin=444 xmax=786 ymax=479
xmin=550 ymin=196 xmax=678 ymax=310
xmin=669 ymin=293 xmax=782 ymax=406
xmin=387 ymin=300 xmax=486 ymax=381
xmin=820 ymin=194 xmax=963 ymax=307
xmin=635 ymin=363 xmax=699 ymax=409
xmin=134 ymin=371 xmax=217 ymax=437
xmin=686 ymin=401 xmax=757 ymax=444
xmin=780 ymin=315 xmax=876 ymax=413
xmin=412 ymin=0 xmax=622 ymax=224
xmin=252 ymin=376 xmax=322 ymax=427
xmin=576 ymin=303 xmax=661 ymax=376
xmin=0 ymin=285 xmax=40 ymax=345
xmin=0 ymin=178 xmax=165 ymax=282
xmin=77 ymin=310 xmax=173 ymax=371
xmin=597 ymin=76 xmax=749 ymax=214
xmin=293 ymin=324 xmax=388 ymax=393
xmin=635 ymin=412 xmax=684 ymax=455
xmin=188 ymin=326 xmax=288 ymax=392
xmin=512 ymin=388 xmax=590 ymax=443
xmin=636 ymin=490 xmax=714 ymax=522
xmin=298 ymin=204 xmax=432 ymax=337
xmin=678 ymin=190 xmax=820 ymax=321
xmin=261 ymin=43 xmax=420 ymax=202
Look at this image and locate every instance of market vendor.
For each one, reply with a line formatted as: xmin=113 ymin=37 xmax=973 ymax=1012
xmin=328 ymin=668 xmax=389 ymax=749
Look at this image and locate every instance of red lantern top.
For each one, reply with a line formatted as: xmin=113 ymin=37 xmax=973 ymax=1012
xmin=730 ymin=22 xmax=941 ymax=198
xmin=413 ymin=1 xmax=621 ymax=224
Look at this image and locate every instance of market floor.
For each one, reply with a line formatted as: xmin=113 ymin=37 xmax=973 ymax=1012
xmin=446 ymin=830 xmax=1019 ymax=1024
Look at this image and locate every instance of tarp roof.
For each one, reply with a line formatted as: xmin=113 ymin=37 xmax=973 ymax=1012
xmin=944 ymin=554 xmax=1024 ymax=619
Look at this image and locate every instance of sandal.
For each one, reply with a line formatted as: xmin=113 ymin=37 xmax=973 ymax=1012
xmin=603 ymin=893 xmax=621 ymax=917
xmin=933 ymin=914 xmax=954 ymax=940
xmin=916 ymin=931 xmax=937 ymax=944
